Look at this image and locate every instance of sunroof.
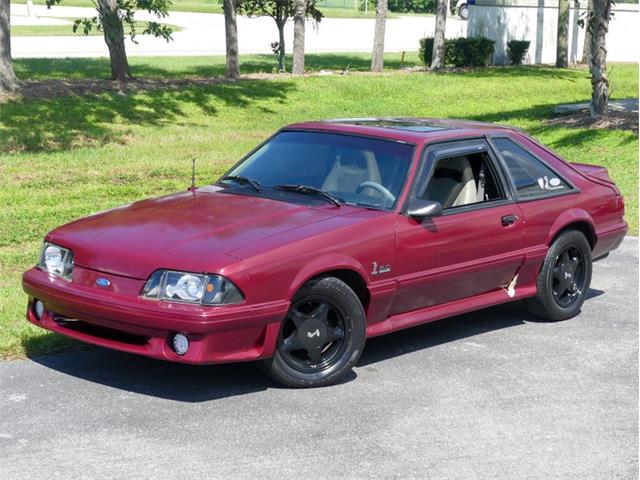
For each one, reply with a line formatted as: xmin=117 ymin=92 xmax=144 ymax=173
xmin=326 ymin=118 xmax=453 ymax=132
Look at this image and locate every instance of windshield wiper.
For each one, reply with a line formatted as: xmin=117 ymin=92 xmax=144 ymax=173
xmin=273 ymin=184 xmax=343 ymax=207
xmin=219 ymin=175 xmax=261 ymax=192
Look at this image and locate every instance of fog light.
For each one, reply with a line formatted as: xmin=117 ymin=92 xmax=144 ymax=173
xmin=172 ymin=333 xmax=189 ymax=356
xmin=34 ymin=300 xmax=44 ymax=321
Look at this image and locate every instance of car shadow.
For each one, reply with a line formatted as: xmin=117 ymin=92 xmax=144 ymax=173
xmin=25 ymin=288 xmax=604 ymax=402
xmin=359 ymin=288 xmax=605 ymax=366
xmin=26 ymin=348 xmax=276 ymax=402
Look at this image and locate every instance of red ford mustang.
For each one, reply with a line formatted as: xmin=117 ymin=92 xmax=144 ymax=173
xmin=23 ymin=118 xmax=627 ymax=387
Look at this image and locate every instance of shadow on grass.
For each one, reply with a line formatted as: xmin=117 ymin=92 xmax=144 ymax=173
xmin=13 ymin=53 xmax=421 ymax=81
xmin=13 ymin=58 xmax=591 ymax=83
xmin=454 ymin=101 xmax=639 ymax=150
xmin=22 ymin=289 xmax=604 ymax=401
xmin=452 ymin=65 xmax=590 ymax=82
xmin=0 ymin=79 xmax=295 ymax=152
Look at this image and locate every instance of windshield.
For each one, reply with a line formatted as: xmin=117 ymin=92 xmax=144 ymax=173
xmin=224 ymin=131 xmax=414 ymax=209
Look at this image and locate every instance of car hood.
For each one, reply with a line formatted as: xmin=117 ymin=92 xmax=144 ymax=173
xmin=47 ymin=186 xmax=343 ymax=279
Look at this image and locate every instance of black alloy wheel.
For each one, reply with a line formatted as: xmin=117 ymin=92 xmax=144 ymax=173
xmin=260 ymin=277 xmax=366 ymax=388
xmin=526 ymin=229 xmax=593 ymax=321
xmin=551 ymin=246 xmax=587 ymax=308
xmin=278 ymin=297 xmax=348 ymax=373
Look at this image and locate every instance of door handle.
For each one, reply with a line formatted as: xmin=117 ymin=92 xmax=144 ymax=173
xmin=501 ymin=214 xmax=519 ymax=226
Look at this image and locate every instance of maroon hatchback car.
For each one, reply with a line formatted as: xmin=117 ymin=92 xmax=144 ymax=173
xmin=23 ymin=118 xmax=627 ymax=387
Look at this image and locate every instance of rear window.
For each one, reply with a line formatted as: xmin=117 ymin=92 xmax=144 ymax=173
xmin=492 ymin=137 xmax=571 ymax=199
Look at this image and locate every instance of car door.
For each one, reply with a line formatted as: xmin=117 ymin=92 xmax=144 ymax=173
xmin=487 ymin=133 xmax=582 ymax=280
xmin=390 ymin=138 xmax=525 ymax=315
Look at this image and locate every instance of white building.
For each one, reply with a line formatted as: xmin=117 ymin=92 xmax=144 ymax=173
xmin=467 ymin=0 xmax=639 ymax=65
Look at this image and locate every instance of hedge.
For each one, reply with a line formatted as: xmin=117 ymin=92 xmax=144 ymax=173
xmin=419 ymin=36 xmax=495 ymax=67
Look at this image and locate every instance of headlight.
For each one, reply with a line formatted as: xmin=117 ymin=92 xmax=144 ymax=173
xmin=37 ymin=242 xmax=73 ymax=280
xmin=141 ymin=270 xmax=244 ymax=306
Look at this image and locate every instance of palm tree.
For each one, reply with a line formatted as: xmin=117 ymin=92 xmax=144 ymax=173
xmin=431 ymin=0 xmax=448 ymax=70
xmin=581 ymin=0 xmax=593 ymax=64
xmin=224 ymin=0 xmax=240 ymax=78
xmin=292 ymin=0 xmax=306 ymax=74
xmin=371 ymin=0 xmax=388 ymax=72
xmin=0 ymin=0 xmax=19 ymax=92
xmin=556 ymin=0 xmax=570 ymax=67
xmin=590 ymin=0 xmax=612 ymax=117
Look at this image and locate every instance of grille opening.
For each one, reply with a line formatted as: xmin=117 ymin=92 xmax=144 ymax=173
xmin=53 ymin=315 xmax=149 ymax=346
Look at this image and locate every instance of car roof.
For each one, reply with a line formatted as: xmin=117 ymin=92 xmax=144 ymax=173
xmin=284 ymin=117 xmax=519 ymax=144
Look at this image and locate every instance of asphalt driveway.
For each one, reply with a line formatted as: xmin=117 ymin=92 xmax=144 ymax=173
xmin=0 ymin=238 xmax=637 ymax=479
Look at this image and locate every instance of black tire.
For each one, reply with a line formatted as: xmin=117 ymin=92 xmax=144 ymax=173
xmin=260 ymin=277 xmax=366 ymax=388
xmin=525 ymin=230 xmax=592 ymax=321
xmin=459 ymin=4 xmax=468 ymax=20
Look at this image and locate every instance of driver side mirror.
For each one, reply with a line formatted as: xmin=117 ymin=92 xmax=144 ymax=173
xmin=407 ymin=199 xmax=443 ymax=220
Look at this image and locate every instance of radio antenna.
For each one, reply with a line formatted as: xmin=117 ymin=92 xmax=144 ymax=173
xmin=189 ymin=158 xmax=196 ymax=192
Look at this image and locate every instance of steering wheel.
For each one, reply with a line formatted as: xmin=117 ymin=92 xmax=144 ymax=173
xmin=355 ymin=181 xmax=396 ymax=203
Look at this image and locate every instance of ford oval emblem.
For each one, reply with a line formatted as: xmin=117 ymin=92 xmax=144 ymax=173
xmin=96 ymin=278 xmax=111 ymax=288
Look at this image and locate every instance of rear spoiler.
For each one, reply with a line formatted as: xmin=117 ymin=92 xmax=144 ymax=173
xmin=570 ymin=162 xmax=620 ymax=194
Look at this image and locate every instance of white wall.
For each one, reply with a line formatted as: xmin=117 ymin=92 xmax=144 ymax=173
xmin=467 ymin=0 xmax=639 ymax=65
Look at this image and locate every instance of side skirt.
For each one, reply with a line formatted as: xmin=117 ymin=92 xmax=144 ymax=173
xmin=366 ymin=284 xmax=537 ymax=338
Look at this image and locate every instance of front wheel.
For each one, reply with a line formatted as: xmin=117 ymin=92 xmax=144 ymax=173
xmin=525 ymin=230 xmax=592 ymax=321
xmin=459 ymin=4 xmax=469 ymax=20
xmin=260 ymin=277 xmax=366 ymax=388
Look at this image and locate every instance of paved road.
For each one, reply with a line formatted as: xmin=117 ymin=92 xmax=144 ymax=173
xmin=10 ymin=4 xmax=467 ymax=58
xmin=0 ymin=238 xmax=637 ymax=479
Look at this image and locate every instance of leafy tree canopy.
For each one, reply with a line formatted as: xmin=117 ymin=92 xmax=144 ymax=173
xmin=237 ymin=0 xmax=323 ymax=25
xmin=46 ymin=0 xmax=174 ymax=42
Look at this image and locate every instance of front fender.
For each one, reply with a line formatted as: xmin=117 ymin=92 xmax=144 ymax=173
xmin=287 ymin=254 xmax=370 ymax=300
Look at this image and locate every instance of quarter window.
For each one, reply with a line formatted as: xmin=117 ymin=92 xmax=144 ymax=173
xmin=492 ymin=137 xmax=571 ymax=199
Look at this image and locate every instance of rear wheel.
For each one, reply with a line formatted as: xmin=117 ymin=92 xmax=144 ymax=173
xmin=260 ymin=277 xmax=366 ymax=388
xmin=459 ymin=4 xmax=469 ymax=20
xmin=526 ymin=230 xmax=592 ymax=321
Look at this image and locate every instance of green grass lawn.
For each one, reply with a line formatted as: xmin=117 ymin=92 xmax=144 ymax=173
xmin=0 ymin=55 xmax=637 ymax=360
xmin=11 ymin=20 xmax=180 ymax=36
xmin=12 ymin=0 xmax=399 ymax=18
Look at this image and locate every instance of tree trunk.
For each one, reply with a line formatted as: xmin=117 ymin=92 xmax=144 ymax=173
xmin=590 ymin=0 xmax=611 ymax=117
xmin=581 ymin=0 xmax=593 ymax=64
xmin=292 ymin=0 xmax=305 ymax=75
xmin=0 ymin=0 xmax=18 ymax=93
xmin=223 ymin=0 xmax=240 ymax=78
xmin=276 ymin=19 xmax=286 ymax=73
xmin=431 ymin=0 xmax=448 ymax=70
xmin=97 ymin=0 xmax=133 ymax=81
xmin=371 ymin=0 xmax=387 ymax=72
xmin=556 ymin=0 xmax=570 ymax=67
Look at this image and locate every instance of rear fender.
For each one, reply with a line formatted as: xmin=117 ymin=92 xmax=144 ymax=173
xmin=545 ymin=209 xmax=596 ymax=247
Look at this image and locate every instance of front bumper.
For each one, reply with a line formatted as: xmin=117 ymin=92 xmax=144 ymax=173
xmin=22 ymin=267 xmax=288 ymax=364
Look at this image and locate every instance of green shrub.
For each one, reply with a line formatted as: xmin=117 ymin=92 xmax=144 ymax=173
xmin=507 ymin=40 xmax=531 ymax=65
xmin=388 ymin=0 xmax=437 ymax=13
xmin=419 ymin=37 xmax=434 ymax=66
xmin=446 ymin=37 xmax=495 ymax=67
xmin=419 ymin=36 xmax=495 ymax=68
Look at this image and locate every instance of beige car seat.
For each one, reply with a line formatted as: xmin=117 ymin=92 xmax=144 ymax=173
xmin=424 ymin=156 xmax=478 ymax=208
xmin=322 ymin=149 xmax=381 ymax=194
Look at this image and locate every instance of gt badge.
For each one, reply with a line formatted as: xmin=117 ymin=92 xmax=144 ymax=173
xmin=372 ymin=262 xmax=391 ymax=275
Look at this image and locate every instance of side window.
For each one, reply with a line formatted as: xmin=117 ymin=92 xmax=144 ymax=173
xmin=419 ymin=152 xmax=504 ymax=209
xmin=492 ymin=137 xmax=571 ymax=199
